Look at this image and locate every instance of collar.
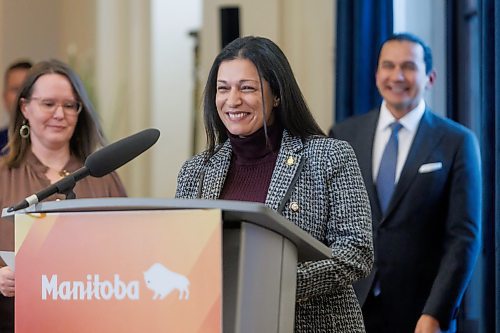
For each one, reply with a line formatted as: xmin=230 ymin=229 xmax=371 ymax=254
xmin=25 ymin=149 xmax=82 ymax=175
xmin=209 ymin=128 xmax=303 ymax=167
xmin=377 ymin=99 xmax=426 ymax=133
xmin=227 ymin=119 xmax=283 ymax=164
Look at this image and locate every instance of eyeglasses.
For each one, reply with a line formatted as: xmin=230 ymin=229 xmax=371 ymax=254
xmin=27 ymin=97 xmax=82 ymax=116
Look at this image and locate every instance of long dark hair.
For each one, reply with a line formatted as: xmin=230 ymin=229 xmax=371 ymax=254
xmin=203 ymin=36 xmax=324 ymax=156
xmin=6 ymin=59 xmax=106 ymax=167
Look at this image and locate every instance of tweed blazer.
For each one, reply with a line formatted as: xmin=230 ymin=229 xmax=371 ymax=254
xmin=176 ymin=130 xmax=373 ymax=333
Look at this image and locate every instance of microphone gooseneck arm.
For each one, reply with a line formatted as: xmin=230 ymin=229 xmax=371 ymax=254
xmin=7 ymin=166 xmax=90 ymax=213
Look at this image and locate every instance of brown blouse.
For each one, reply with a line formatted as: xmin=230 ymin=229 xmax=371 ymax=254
xmin=0 ymin=150 xmax=127 ymax=253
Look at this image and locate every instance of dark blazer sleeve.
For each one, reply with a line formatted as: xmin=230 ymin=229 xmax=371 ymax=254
xmin=422 ymin=128 xmax=482 ymax=328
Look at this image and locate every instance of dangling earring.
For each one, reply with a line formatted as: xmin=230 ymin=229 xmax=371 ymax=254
xmin=273 ymin=98 xmax=280 ymax=108
xmin=20 ymin=121 xmax=30 ymax=139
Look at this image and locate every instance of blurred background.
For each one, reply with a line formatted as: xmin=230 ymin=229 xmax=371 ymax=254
xmin=0 ymin=0 xmax=446 ymax=199
xmin=0 ymin=2 xmax=498 ymax=332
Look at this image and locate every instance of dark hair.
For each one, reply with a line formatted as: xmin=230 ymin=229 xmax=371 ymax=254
xmin=4 ymin=60 xmax=33 ymax=85
xmin=380 ymin=33 xmax=433 ymax=74
xmin=203 ymin=36 xmax=324 ymax=156
xmin=6 ymin=59 xmax=106 ymax=167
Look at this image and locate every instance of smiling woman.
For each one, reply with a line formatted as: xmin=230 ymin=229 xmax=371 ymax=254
xmin=20 ymin=74 xmax=82 ymax=175
xmin=215 ymin=58 xmax=276 ymax=138
xmin=176 ymin=36 xmax=373 ymax=333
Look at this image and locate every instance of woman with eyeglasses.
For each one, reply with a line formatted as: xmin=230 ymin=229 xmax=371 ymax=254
xmin=0 ymin=59 xmax=126 ymax=333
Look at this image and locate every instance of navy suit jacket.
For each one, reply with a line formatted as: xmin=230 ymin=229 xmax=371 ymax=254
xmin=331 ymin=108 xmax=481 ymax=331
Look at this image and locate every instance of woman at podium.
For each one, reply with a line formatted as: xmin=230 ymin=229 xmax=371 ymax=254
xmin=0 ymin=59 xmax=126 ymax=333
xmin=176 ymin=36 xmax=373 ymax=332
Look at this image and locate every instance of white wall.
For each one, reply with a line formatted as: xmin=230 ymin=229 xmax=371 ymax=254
xmin=393 ymin=0 xmax=447 ymax=116
xmin=281 ymin=0 xmax=335 ymax=134
xmin=151 ymin=0 xmax=202 ymax=197
xmin=95 ymin=0 xmax=154 ymax=197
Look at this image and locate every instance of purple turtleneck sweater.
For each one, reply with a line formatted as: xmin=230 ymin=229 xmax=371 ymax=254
xmin=219 ymin=121 xmax=283 ymax=203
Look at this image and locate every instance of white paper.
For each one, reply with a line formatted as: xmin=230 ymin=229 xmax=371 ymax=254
xmin=0 ymin=251 xmax=15 ymax=271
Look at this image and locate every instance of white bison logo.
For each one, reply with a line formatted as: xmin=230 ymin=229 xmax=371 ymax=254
xmin=144 ymin=263 xmax=190 ymax=300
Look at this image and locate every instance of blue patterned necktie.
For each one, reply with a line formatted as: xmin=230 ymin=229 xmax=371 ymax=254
xmin=376 ymin=122 xmax=403 ymax=214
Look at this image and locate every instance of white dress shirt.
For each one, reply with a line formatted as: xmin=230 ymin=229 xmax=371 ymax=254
xmin=372 ymin=100 xmax=426 ymax=183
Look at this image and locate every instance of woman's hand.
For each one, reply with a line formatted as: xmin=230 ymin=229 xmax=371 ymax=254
xmin=0 ymin=266 xmax=15 ymax=297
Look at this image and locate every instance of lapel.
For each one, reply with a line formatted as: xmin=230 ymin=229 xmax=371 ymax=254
xmin=355 ymin=111 xmax=381 ymax=219
xmin=199 ymin=131 xmax=306 ymax=210
xmin=199 ymin=141 xmax=232 ymax=200
xmin=265 ymin=131 xmax=305 ymax=212
xmin=381 ymin=109 xmax=444 ymax=223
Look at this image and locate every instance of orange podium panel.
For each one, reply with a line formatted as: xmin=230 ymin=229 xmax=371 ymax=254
xmin=14 ymin=209 xmax=222 ymax=333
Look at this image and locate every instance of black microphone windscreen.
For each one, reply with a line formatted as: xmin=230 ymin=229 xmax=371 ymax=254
xmin=85 ymin=128 xmax=160 ymax=177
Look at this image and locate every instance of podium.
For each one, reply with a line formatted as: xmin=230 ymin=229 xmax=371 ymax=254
xmin=2 ymin=198 xmax=330 ymax=333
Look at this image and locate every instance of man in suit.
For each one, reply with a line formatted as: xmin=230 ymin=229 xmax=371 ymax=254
xmin=1 ymin=60 xmax=32 ymax=152
xmin=330 ymin=33 xmax=481 ymax=333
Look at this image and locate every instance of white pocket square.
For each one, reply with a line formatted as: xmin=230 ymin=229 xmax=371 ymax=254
xmin=418 ymin=162 xmax=443 ymax=173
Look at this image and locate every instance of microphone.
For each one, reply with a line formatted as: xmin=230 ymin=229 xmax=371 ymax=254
xmin=85 ymin=128 xmax=160 ymax=177
xmin=7 ymin=128 xmax=160 ymax=212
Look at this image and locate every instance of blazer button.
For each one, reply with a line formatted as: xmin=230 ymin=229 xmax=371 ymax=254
xmin=289 ymin=202 xmax=300 ymax=212
xmin=286 ymin=156 xmax=295 ymax=166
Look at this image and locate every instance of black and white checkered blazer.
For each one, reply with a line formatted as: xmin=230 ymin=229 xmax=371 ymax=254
xmin=176 ymin=130 xmax=373 ymax=333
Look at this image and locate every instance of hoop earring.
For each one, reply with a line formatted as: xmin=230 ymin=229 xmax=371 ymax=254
xmin=20 ymin=122 xmax=30 ymax=139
